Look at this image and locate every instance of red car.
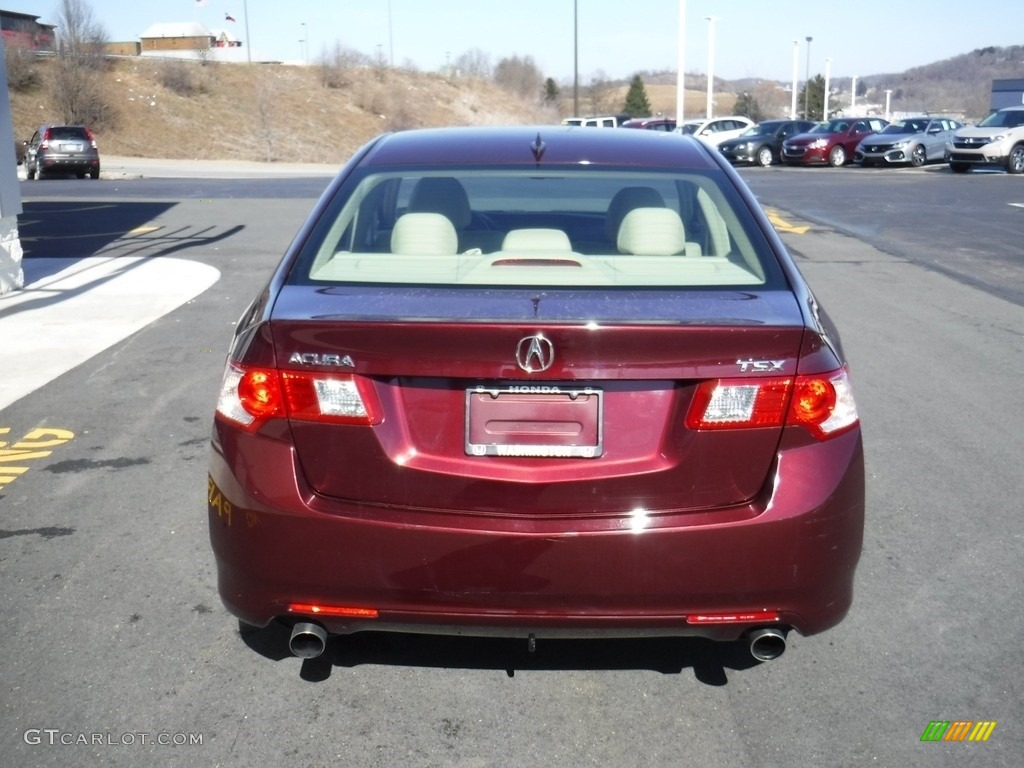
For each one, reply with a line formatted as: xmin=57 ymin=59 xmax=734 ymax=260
xmin=209 ymin=126 xmax=864 ymax=664
xmin=782 ymin=117 xmax=888 ymax=167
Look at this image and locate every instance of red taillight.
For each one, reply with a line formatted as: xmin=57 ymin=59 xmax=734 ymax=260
xmin=686 ymin=367 xmax=857 ymax=440
xmin=280 ymin=371 xmax=382 ymax=425
xmin=685 ymin=378 xmax=791 ymax=430
xmin=787 ymin=368 xmax=858 ymax=439
xmin=216 ymin=362 xmax=382 ymax=431
xmin=238 ymin=368 xmax=284 ymax=419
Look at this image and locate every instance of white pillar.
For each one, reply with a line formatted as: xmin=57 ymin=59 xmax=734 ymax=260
xmin=851 ymin=76 xmax=858 ymax=112
xmin=0 ymin=35 xmax=25 ymax=295
xmin=705 ymin=16 xmax=717 ymax=119
xmin=823 ymin=58 xmax=831 ymax=119
xmin=790 ymin=40 xmax=799 ymax=120
xmin=676 ymin=0 xmax=686 ymax=125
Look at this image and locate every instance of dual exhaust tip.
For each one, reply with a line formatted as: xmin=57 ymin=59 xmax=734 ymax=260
xmin=287 ymin=621 xmax=787 ymax=662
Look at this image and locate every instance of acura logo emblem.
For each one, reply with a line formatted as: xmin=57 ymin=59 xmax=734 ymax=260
xmin=515 ymin=335 xmax=554 ymax=373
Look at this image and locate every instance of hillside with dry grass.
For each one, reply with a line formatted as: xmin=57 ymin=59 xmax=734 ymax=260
xmin=7 ymin=56 xmax=721 ymax=164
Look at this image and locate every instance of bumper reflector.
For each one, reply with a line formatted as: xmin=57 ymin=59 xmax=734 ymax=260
xmin=686 ymin=610 xmax=781 ymax=624
xmin=286 ymin=603 xmax=380 ymax=619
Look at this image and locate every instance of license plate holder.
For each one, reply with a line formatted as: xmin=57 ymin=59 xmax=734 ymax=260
xmin=465 ymin=384 xmax=603 ymax=458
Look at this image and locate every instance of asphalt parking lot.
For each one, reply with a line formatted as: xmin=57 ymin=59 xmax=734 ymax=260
xmin=1 ymin=160 xmax=1021 ymax=767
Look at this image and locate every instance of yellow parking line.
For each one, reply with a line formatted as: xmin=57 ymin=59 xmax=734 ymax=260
xmin=765 ymin=208 xmax=810 ymax=235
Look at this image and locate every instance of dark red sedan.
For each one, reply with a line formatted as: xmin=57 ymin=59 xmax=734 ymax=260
xmin=208 ymin=126 xmax=864 ymax=664
xmin=782 ymin=117 xmax=888 ymax=167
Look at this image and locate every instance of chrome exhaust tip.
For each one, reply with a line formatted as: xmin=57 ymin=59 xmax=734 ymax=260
xmin=288 ymin=621 xmax=328 ymax=659
xmin=747 ymin=627 xmax=786 ymax=661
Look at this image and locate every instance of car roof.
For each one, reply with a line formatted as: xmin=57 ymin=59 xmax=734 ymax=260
xmin=358 ymin=125 xmax=720 ymax=170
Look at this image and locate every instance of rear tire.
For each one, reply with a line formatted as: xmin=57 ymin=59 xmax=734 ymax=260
xmin=89 ymin=169 xmax=100 ymax=180
xmin=756 ymin=146 xmax=774 ymax=167
xmin=26 ymin=161 xmax=35 ymax=180
xmin=1007 ymin=144 xmax=1024 ymax=174
xmin=828 ymin=145 xmax=846 ymax=167
xmin=949 ymin=162 xmax=970 ymax=174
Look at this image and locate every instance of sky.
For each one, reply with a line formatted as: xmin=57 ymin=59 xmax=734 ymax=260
xmin=10 ymin=0 xmax=1024 ymax=84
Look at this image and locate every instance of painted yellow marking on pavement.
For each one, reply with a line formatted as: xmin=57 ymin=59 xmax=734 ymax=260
xmin=0 ymin=427 xmax=75 ymax=489
xmin=765 ymin=208 xmax=810 ymax=235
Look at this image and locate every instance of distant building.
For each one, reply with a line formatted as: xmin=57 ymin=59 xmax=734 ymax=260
xmin=991 ymin=79 xmax=1024 ymax=111
xmin=0 ymin=9 xmax=56 ymax=52
xmin=140 ymin=22 xmax=215 ymax=55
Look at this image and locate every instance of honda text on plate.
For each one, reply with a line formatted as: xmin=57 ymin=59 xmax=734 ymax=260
xmin=208 ymin=126 xmax=865 ymax=664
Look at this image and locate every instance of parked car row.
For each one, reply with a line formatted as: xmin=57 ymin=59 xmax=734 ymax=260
xmin=724 ymin=107 xmax=1024 ymax=174
xmin=614 ymin=105 xmax=1024 ymax=174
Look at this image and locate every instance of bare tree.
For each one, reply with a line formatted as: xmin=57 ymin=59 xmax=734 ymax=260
xmin=319 ymin=41 xmax=371 ymax=89
xmin=56 ymin=0 xmax=107 ymax=63
xmin=493 ymin=55 xmax=544 ymax=101
xmin=52 ymin=0 xmax=114 ymax=127
xmin=454 ymin=48 xmax=491 ymax=79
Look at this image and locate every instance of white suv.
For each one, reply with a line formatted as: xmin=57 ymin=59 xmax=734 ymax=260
xmin=675 ymin=116 xmax=755 ymax=147
xmin=948 ymin=106 xmax=1024 ymax=174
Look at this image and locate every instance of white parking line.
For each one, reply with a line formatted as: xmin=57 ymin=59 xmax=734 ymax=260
xmin=0 ymin=256 xmax=220 ymax=411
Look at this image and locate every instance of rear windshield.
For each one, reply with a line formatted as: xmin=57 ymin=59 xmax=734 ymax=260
xmin=47 ymin=127 xmax=89 ymax=140
xmin=291 ymin=168 xmax=784 ymax=289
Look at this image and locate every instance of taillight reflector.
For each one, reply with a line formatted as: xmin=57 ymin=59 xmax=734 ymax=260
xmin=215 ymin=362 xmax=381 ymax=431
xmin=287 ymin=603 xmax=379 ymax=619
xmin=686 ymin=367 xmax=858 ymax=440
xmin=687 ymin=610 xmax=781 ymax=624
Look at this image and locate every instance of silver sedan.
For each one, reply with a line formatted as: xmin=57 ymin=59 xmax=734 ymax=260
xmin=855 ymin=117 xmax=964 ymax=167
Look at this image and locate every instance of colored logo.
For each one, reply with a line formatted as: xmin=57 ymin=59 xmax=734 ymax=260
xmin=920 ymin=721 xmax=997 ymax=742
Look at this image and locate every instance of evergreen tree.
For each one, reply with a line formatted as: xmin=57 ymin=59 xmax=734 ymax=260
xmin=733 ymin=92 xmax=764 ymax=123
xmin=543 ymin=77 xmax=560 ymax=102
xmin=798 ymin=75 xmax=827 ymax=121
xmin=623 ymin=74 xmax=652 ymax=117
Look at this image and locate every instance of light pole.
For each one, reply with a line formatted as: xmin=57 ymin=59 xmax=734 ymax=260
xmin=790 ymin=40 xmax=799 ymax=120
xmin=705 ymin=16 xmax=718 ymax=119
xmin=300 ymin=22 xmax=307 ymax=64
xmin=804 ymin=35 xmax=812 ymax=119
xmin=851 ymin=76 xmax=858 ymax=112
xmin=823 ymin=57 xmax=831 ymax=119
xmin=885 ymin=89 xmax=893 ymax=121
xmin=573 ymin=0 xmax=579 ymax=118
xmin=676 ymin=0 xmax=686 ymax=125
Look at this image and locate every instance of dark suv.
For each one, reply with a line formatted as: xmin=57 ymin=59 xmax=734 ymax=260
xmin=24 ymin=125 xmax=101 ymax=179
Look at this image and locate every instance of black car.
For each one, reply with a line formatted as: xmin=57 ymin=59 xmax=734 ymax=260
xmin=718 ymin=119 xmax=816 ymax=167
xmin=23 ymin=125 xmax=101 ymax=179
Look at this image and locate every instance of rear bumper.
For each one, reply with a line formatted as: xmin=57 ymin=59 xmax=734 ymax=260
xmin=39 ymin=154 xmax=100 ymax=171
xmin=208 ymin=426 xmax=864 ymax=642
